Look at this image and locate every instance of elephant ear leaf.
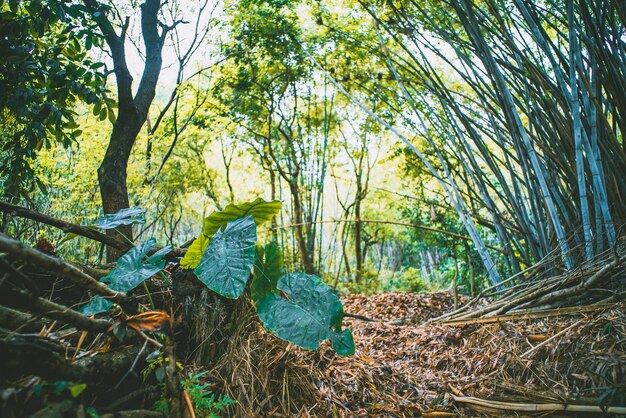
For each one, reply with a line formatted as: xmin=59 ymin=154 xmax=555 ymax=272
xmin=251 ymin=240 xmax=283 ymax=302
xmin=202 ymin=198 xmax=281 ymax=238
xmin=180 ymin=198 xmax=280 ymax=269
xmin=194 ymin=216 xmax=257 ymax=299
xmin=79 ymin=238 xmax=165 ymax=315
xmin=102 ymin=238 xmax=165 ymax=292
xmin=93 ymin=207 xmax=145 ymax=229
xmin=255 ymin=272 xmax=355 ymax=355
xmin=80 ymin=296 xmax=113 ymax=316
xmin=179 ymin=234 xmax=209 ymax=269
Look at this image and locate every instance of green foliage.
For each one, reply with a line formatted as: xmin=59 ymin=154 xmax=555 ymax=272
xmin=201 ymin=198 xmax=282 ymax=237
xmin=0 ymin=0 xmax=111 ymax=200
xmin=381 ymin=268 xmax=430 ymax=293
xmin=80 ymin=296 xmax=114 ymax=317
xmin=182 ymin=234 xmax=210 ymax=270
xmin=32 ymin=380 xmax=87 ymax=399
xmin=256 ymin=273 xmax=355 ymax=355
xmin=251 ymin=241 xmax=283 ymax=302
xmin=194 ymin=215 xmax=257 ymax=299
xmin=80 ymin=238 xmax=170 ymax=315
xmin=142 ymin=354 xmax=183 ymax=383
xmin=187 ymin=198 xmax=354 ymax=355
xmin=180 ymin=198 xmax=281 ymax=269
xmin=182 ymin=371 xmax=236 ymax=418
xmin=146 ymin=361 xmax=235 ymax=417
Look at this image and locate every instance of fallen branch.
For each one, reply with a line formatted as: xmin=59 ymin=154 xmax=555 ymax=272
xmin=0 ymin=305 xmax=48 ymax=332
xmin=453 ymin=395 xmax=626 ymax=414
xmin=525 ymin=255 xmax=625 ymax=309
xmin=439 ymin=303 xmax=617 ymax=326
xmin=0 ymin=233 xmax=125 ymax=301
xmin=0 ymin=289 xmax=112 ymax=333
xmin=1 ymin=333 xmax=148 ymax=386
xmin=0 ymin=200 xmax=129 ymax=251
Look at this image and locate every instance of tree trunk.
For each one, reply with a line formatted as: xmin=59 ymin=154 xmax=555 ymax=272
xmin=354 ymin=191 xmax=363 ymax=283
xmin=290 ymin=183 xmax=315 ymax=274
xmin=85 ymin=0 xmax=165 ymax=262
xmin=99 ymin=115 xmax=144 ymax=261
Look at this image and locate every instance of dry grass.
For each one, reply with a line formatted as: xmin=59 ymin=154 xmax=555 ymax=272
xmin=184 ymin=292 xmax=319 ymax=417
xmin=187 ymin=291 xmax=625 ymax=417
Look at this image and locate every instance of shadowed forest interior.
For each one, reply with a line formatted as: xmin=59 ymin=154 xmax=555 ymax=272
xmin=0 ymin=0 xmax=625 ymax=416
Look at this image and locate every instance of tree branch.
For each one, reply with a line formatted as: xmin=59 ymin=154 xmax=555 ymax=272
xmin=0 ymin=234 xmax=125 ymax=301
xmin=0 ymin=201 xmax=130 ymax=251
xmin=0 ymin=289 xmax=113 ymax=333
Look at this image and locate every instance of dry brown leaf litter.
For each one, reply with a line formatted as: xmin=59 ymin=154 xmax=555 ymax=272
xmin=199 ymin=291 xmax=624 ymax=417
xmin=299 ymin=292 xmax=626 ymax=417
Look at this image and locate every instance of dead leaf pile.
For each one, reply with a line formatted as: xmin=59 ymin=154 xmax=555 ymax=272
xmin=299 ymin=292 xmax=626 ymax=417
xmin=342 ymin=292 xmax=469 ymax=323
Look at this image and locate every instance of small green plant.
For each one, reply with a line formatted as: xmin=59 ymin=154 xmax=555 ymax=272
xmin=150 ymin=370 xmax=236 ymax=417
xmin=141 ymin=354 xmax=183 ymax=382
xmin=182 ymin=372 xmax=236 ymax=418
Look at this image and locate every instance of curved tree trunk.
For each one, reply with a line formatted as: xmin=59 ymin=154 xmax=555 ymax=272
xmin=84 ymin=0 xmax=165 ymax=261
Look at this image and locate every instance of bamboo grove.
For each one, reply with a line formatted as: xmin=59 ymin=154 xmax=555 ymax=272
xmin=337 ymin=0 xmax=626 ymax=280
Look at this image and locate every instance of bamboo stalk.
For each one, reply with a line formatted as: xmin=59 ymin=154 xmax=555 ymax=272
xmin=453 ymin=395 xmax=626 ymax=414
xmin=440 ymin=303 xmax=616 ymax=326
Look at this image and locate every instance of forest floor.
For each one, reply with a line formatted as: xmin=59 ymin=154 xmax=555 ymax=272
xmin=299 ymin=292 xmax=625 ymax=417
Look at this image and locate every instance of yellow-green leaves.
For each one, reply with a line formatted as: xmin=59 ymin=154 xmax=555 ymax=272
xmin=180 ymin=198 xmax=281 ymax=269
xmin=202 ymin=198 xmax=282 ymax=237
xmin=179 ymin=234 xmax=209 ymax=269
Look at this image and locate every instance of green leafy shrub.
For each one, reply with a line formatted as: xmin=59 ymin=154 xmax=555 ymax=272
xmin=182 ymin=372 xmax=236 ymax=418
xmin=381 ymin=267 xmax=430 ymax=293
xmin=183 ymin=199 xmax=354 ymax=355
xmin=80 ymin=199 xmax=354 ymax=355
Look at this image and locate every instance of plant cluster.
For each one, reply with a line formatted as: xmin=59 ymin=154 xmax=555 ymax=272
xmin=80 ymin=198 xmax=355 ymax=355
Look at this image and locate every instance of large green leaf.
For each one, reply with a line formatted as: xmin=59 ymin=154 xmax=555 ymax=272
xmin=102 ymin=238 xmax=166 ymax=292
xmin=255 ymin=272 xmax=355 ymax=355
xmin=79 ymin=238 xmax=168 ymax=315
xmin=251 ymin=241 xmax=283 ymax=302
xmin=202 ymin=198 xmax=281 ymax=237
xmin=194 ymin=216 xmax=257 ymax=299
xmin=181 ymin=198 xmax=280 ymax=269
xmin=93 ymin=207 xmax=146 ymax=230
